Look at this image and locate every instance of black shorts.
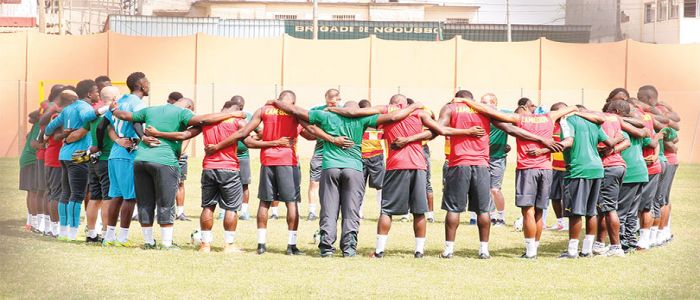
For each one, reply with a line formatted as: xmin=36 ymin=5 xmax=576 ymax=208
xmin=652 ymin=162 xmax=671 ymax=218
xmin=515 ymin=169 xmax=553 ymax=210
xmin=597 ymin=166 xmax=626 ymax=213
xmin=45 ymin=166 xmax=63 ymax=202
xmin=134 ymin=161 xmax=179 ymax=225
xmin=178 ymin=155 xmax=188 ymax=182
xmin=442 ymin=160 xmax=448 ymax=186
xmin=19 ymin=163 xmax=38 ymax=192
xmin=423 ymin=145 xmax=433 ymax=194
xmin=658 ymin=163 xmax=678 ymax=206
xmin=88 ymin=160 xmax=111 ymax=200
xmin=201 ymin=169 xmax=243 ymax=211
xmin=362 ymin=155 xmax=385 ymax=190
xmin=563 ymin=177 xmax=602 ymax=217
xmin=488 ymin=157 xmax=507 ymax=190
xmin=239 ymin=157 xmax=251 ymax=185
xmin=381 ymin=169 xmax=428 ymax=216
xmin=550 ymin=170 xmax=566 ymax=201
xmin=639 ymin=172 xmax=661 ymax=212
xmin=60 ymin=161 xmax=89 ymax=204
xmin=441 ymin=165 xmax=493 ymax=214
xmin=258 ymin=165 xmax=300 ymax=202
xmin=36 ymin=160 xmax=47 ymax=191
xmin=310 ymin=152 xmax=323 ymax=182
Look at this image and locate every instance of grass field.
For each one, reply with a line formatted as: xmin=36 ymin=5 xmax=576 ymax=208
xmin=1 ymin=157 xmax=699 ymax=299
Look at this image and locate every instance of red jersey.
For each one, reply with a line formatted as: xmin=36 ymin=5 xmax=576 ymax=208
xmin=361 ymin=130 xmax=384 ymax=158
xmin=516 ymin=113 xmax=554 ymax=170
xmin=551 ymin=122 xmax=566 ymax=171
xmin=259 ymin=105 xmax=299 ymax=166
xmin=600 ymin=113 xmax=626 ymax=167
xmin=638 ymin=109 xmax=662 ymax=175
xmin=381 ymin=104 xmax=426 ymax=170
xmin=44 ymin=114 xmax=62 ymax=167
xmin=446 ymin=102 xmax=490 ymax=167
xmin=35 ymin=126 xmax=46 ymax=161
xmin=202 ymin=118 xmax=240 ymax=170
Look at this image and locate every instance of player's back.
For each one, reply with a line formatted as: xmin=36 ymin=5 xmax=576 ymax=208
xmin=516 ymin=113 xmax=554 ymax=170
xmin=203 ymin=118 xmax=240 ymax=170
xmin=106 ymin=94 xmax=146 ymax=160
xmin=447 ymin=102 xmax=490 ymax=167
xmin=381 ymin=104 xmax=425 ymax=170
xmin=260 ymin=105 xmax=299 ymax=166
xmin=600 ymin=113 xmax=625 ymax=167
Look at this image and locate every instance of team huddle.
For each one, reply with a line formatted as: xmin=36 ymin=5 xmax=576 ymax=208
xmin=18 ymin=71 xmax=681 ymax=259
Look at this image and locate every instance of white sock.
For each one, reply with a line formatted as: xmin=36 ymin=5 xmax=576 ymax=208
xmin=639 ymin=229 xmax=651 ymax=248
xmin=525 ymin=238 xmax=537 ymax=257
xmin=201 ymin=230 xmax=213 ymax=244
xmin=443 ymin=241 xmax=455 ymax=255
xmin=117 ymin=227 xmax=130 ymax=243
xmin=224 ymin=231 xmax=236 ymax=244
xmin=59 ymin=225 xmax=68 ymax=238
xmin=426 ymin=211 xmax=434 ymax=220
xmin=26 ymin=213 xmax=31 ymax=225
xmin=469 ymin=212 xmax=477 ymax=220
xmin=499 ymin=210 xmax=505 ymax=220
xmin=257 ymin=229 xmax=267 ymax=244
xmin=582 ymin=235 xmax=595 ymax=254
xmin=68 ymin=227 xmax=78 ymax=240
xmin=309 ymin=203 xmax=317 ymax=214
xmin=375 ymin=235 xmax=388 ymax=253
xmin=38 ymin=214 xmax=45 ymax=230
xmin=415 ymin=237 xmax=426 ymax=254
xmin=650 ymin=226 xmax=659 ymax=244
xmin=376 ymin=190 xmax=383 ymax=208
xmin=161 ymin=227 xmax=174 ymax=247
xmin=105 ymin=226 xmax=116 ymax=242
xmin=132 ymin=209 xmax=138 ymax=218
xmin=177 ymin=206 xmax=185 ymax=216
xmin=541 ymin=209 xmax=549 ymax=227
xmin=479 ymin=242 xmax=489 ymax=255
xmin=51 ymin=222 xmax=59 ymax=235
xmin=288 ymin=231 xmax=298 ymax=245
xmin=271 ymin=207 xmax=279 ymax=216
xmin=87 ymin=229 xmax=97 ymax=238
xmin=142 ymin=227 xmax=155 ymax=244
xmin=568 ymin=239 xmax=579 ymax=256
xmin=535 ymin=240 xmax=540 ymax=250
xmin=241 ymin=203 xmax=249 ymax=214
xmin=31 ymin=215 xmax=38 ymax=228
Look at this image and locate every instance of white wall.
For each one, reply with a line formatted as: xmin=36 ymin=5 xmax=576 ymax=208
xmin=680 ymin=18 xmax=700 ymax=44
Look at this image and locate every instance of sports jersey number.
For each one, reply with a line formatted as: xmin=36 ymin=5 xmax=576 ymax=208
xmin=112 ymin=116 xmax=125 ymax=138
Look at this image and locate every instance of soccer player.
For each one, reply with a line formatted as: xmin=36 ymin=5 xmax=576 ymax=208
xmin=517 ymin=97 xmax=537 ymax=114
xmin=206 ymin=91 xmax=304 ymax=255
xmin=548 ymin=111 xmax=568 ymax=231
xmin=165 ymin=91 xmax=191 ymax=221
xmin=112 ymin=97 xmax=241 ymax=249
xmin=40 ymin=85 xmax=66 ymax=237
xmin=358 ymin=99 xmax=385 ymax=219
xmin=20 ymin=113 xmax=41 ymax=233
xmin=95 ymin=75 xmax=111 ymax=91
xmin=657 ymin=127 xmax=679 ymax=245
xmin=480 ymin=93 xmax=511 ymax=227
xmin=406 ymin=97 xmax=435 ymax=223
xmin=305 ymin=89 xmax=341 ymax=221
xmin=44 ymin=87 xmax=107 ymax=241
xmin=229 ymin=95 xmax=255 ymax=221
xmin=458 ymin=99 xmax=574 ymax=259
xmin=328 ymin=94 xmax=479 ymax=258
xmin=273 ymin=99 xmax=422 ymax=257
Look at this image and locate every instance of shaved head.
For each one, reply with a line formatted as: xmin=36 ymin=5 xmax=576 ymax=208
xmin=389 ymin=94 xmax=407 ymax=105
xmin=343 ymin=101 xmax=359 ymax=109
xmin=480 ymin=93 xmax=497 ymax=106
xmin=100 ymin=86 xmax=120 ymax=103
xmin=175 ymin=98 xmax=195 ymax=111
xmin=279 ymin=90 xmax=296 ymax=104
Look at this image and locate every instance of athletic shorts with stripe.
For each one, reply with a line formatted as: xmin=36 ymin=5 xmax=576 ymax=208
xmin=563 ymin=177 xmax=602 ymax=217
xmin=515 ymin=169 xmax=552 ymax=210
xmin=381 ymin=169 xmax=428 ymax=216
xmin=201 ymin=169 xmax=242 ymax=211
xmin=258 ymin=165 xmax=300 ymax=203
xmin=442 ymin=165 xmax=493 ymax=214
xmin=597 ymin=166 xmax=625 ymax=213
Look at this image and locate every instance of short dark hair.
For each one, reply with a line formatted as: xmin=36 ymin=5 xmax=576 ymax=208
xmin=222 ymin=100 xmax=237 ymax=109
xmin=126 ymin=72 xmax=146 ymax=92
xmin=358 ymin=99 xmax=371 ymax=108
xmin=48 ymin=84 xmax=65 ymax=101
xmin=606 ymin=88 xmax=629 ymax=101
xmin=94 ymin=75 xmax=111 ymax=84
xmin=606 ymin=100 xmax=630 ymax=116
xmin=76 ymin=79 xmax=96 ymax=99
xmin=229 ymin=95 xmax=244 ymax=107
xmin=517 ymin=97 xmax=531 ymax=107
xmin=279 ymin=90 xmax=296 ymax=101
xmin=576 ymin=104 xmax=587 ymax=110
xmin=406 ymin=98 xmax=415 ymax=105
xmin=550 ymin=102 xmax=567 ymax=111
xmin=454 ymin=90 xmax=473 ymax=99
xmin=639 ymin=85 xmax=658 ymax=98
xmin=168 ymin=92 xmax=183 ymax=101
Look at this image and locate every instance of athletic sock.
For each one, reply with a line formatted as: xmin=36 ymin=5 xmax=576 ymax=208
xmin=568 ymin=239 xmax=579 ymax=256
xmin=224 ymin=231 xmax=236 ymax=244
xmin=87 ymin=229 xmax=97 ymax=239
xmin=241 ymin=203 xmax=249 ymax=214
xmin=104 ymin=226 xmax=116 ymax=242
xmin=650 ymin=226 xmax=659 ymax=244
xmin=582 ymin=235 xmax=595 ymax=254
xmin=59 ymin=225 xmax=68 ymax=238
xmin=201 ymin=230 xmax=213 ymax=244
xmin=142 ymin=227 xmax=154 ymax=244
xmin=270 ymin=207 xmax=279 ymax=216
xmin=161 ymin=227 xmax=174 ymax=247
xmin=31 ymin=215 xmax=38 ymax=229
xmin=479 ymin=242 xmax=489 ymax=256
xmin=541 ymin=209 xmax=549 ymax=227
xmin=288 ymin=231 xmax=298 ymax=245
xmin=37 ymin=214 xmax=45 ymax=231
xmin=66 ymin=202 xmax=75 ymax=228
xmin=51 ymin=222 xmax=59 ymax=235
xmin=375 ymin=235 xmax=388 ymax=253
xmin=499 ymin=210 xmax=505 ymax=221
xmin=176 ymin=206 xmax=185 ymax=216
xmin=415 ymin=237 xmax=425 ymax=254
xmin=117 ymin=227 xmax=130 ymax=243
xmin=309 ymin=203 xmax=317 ymax=215
xmin=72 ymin=202 xmax=82 ymax=228
xmin=525 ymin=238 xmax=537 ymax=257
xmin=68 ymin=227 xmax=78 ymax=240
xmin=58 ymin=202 xmax=68 ymax=226
xmin=426 ymin=211 xmax=434 ymax=220
xmin=443 ymin=241 xmax=455 ymax=256
xmin=638 ymin=229 xmax=651 ymax=248
xmin=257 ymin=229 xmax=267 ymax=244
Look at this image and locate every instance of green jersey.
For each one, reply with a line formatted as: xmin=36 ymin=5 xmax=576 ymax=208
xmin=83 ymin=116 xmax=113 ymax=161
xmin=561 ymin=115 xmax=607 ymax=179
xmin=132 ymin=104 xmax=194 ymax=167
xmin=309 ymin=110 xmax=378 ymax=171
xmin=489 ymin=108 xmax=513 ymax=159
xmin=19 ymin=123 xmax=40 ymax=167
xmin=311 ymin=105 xmax=327 ymax=156
xmin=620 ymin=131 xmax=649 ymax=183
xmin=236 ymin=111 xmax=253 ymax=159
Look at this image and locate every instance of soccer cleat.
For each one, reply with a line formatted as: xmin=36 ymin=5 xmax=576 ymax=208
xmin=141 ymin=242 xmax=157 ymax=250
xmin=491 ymin=219 xmax=498 ymax=226
xmin=469 ymin=219 xmax=477 ymax=225
xmin=400 ymin=215 xmax=410 ymax=222
xmin=592 ymin=242 xmax=609 ymax=256
xmin=223 ymin=244 xmax=244 ymax=254
xmin=439 ymin=252 xmax=454 ymax=259
xmin=102 ymin=240 xmax=116 ymax=247
xmin=31 ymin=227 xmax=43 ymax=234
xmin=238 ymin=212 xmax=250 ymax=221
xmin=579 ymin=252 xmax=593 ymax=258
xmin=160 ymin=244 xmax=181 ymax=251
xmin=414 ymin=252 xmax=424 ymax=258
xmin=478 ymin=253 xmax=491 ymax=259
xmin=493 ymin=219 xmax=505 ymax=227
xmin=286 ymin=244 xmax=304 ymax=255
xmin=307 ymin=212 xmax=318 ymax=221
xmin=370 ymin=251 xmax=385 ymax=258
xmin=605 ymin=248 xmax=625 ymax=257
xmin=271 ymin=214 xmax=279 ymax=220
xmin=427 ymin=216 xmax=435 ymax=223
xmin=520 ymin=253 xmax=537 ymax=260
xmin=558 ymin=252 xmax=578 ymax=259
xmin=176 ymin=213 xmax=191 ymax=221
xmin=513 ymin=217 xmax=523 ymax=231
xmin=217 ymin=210 xmax=225 ymax=220
xmin=86 ymin=236 xmax=102 ymax=244
xmin=320 ymin=251 xmax=335 ymax=258
xmin=198 ymin=242 xmax=211 ymax=253
xmin=115 ymin=241 xmax=134 ymax=247
xmin=256 ymin=243 xmax=267 ymax=255
xmin=57 ymin=236 xmax=69 ymax=242
xmin=343 ymin=250 xmax=356 ymax=258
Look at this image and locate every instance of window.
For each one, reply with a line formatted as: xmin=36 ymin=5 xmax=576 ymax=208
xmin=645 ymin=3 xmax=656 ymax=23
xmin=670 ymin=0 xmax=679 ymax=18
xmin=685 ymin=0 xmax=698 ymax=17
xmin=658 ymin=0 xmax=668 ymax=20
xmin=446 ymin=18 xmax=470 ymax=24
xmin=332 ymin=15 xmax=355 ymax=21
xmin=274 ymin=14 xmax=297 ymax=20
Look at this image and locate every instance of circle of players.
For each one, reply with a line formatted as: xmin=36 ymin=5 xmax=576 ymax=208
xmin=19 ymin=72 xmax=680 ymax=259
